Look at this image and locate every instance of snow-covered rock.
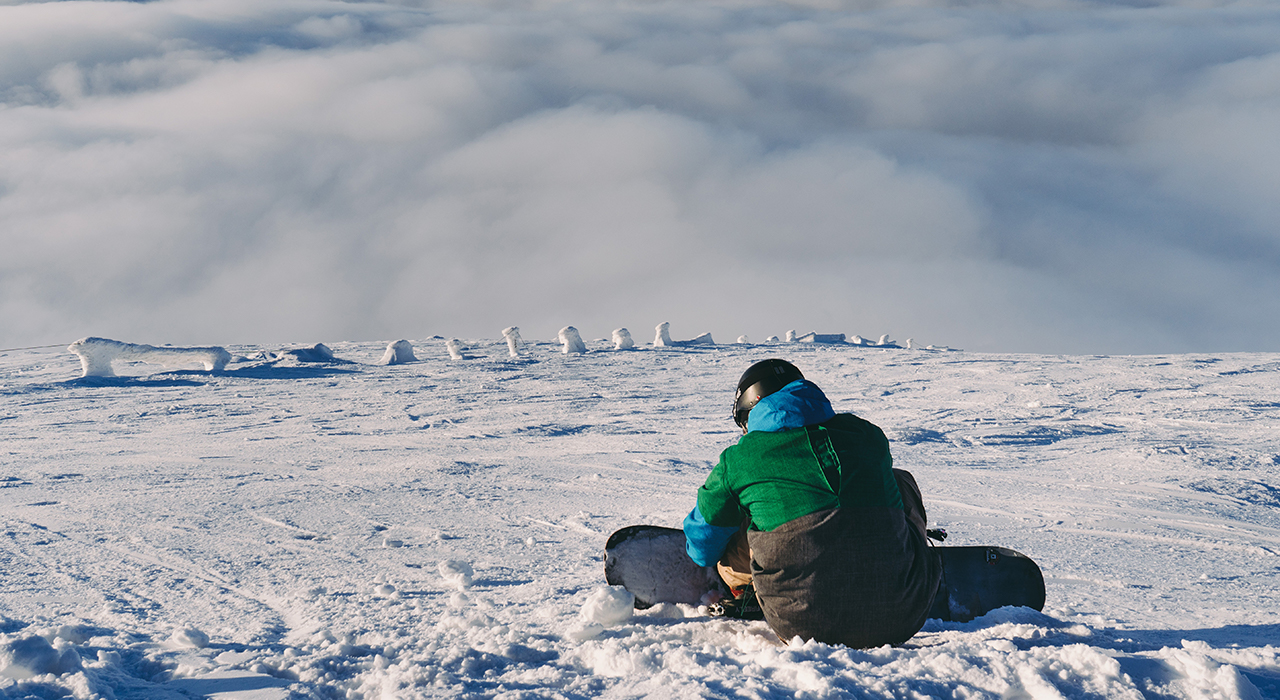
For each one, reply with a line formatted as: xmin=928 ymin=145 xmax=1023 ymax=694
xmin=653 ymin=322 xmax=713 ymax=347
xmin=279 ymin=343 xmax=350 ymax=363
xmin=653 ymin=322 xmax=673 ymax=347
xmin=795 ymin=332 xmax=846 ymax=344
xmin=559 ymin=326 xmax=587 ymax=354
xmin=378 ymin=339 xmax=416 ymax=365
xmin=68 ymin=337 xmax=231 ymax=377
xmin=612 ymin=328 xmax=634 ymax=350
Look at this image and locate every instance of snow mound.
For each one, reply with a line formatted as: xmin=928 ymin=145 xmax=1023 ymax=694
xmin=54 ymin=625 xmax=93 ymax=645
xmin=169 ymin=627 xmax=210 ymax=649
xmin=438 ymin=560 xmax=473 ymax=589
xmin=580 ymin=586 xmax=634 ymax=626
xmin=445 ymin=339 xmax=465 ymax=360
xmin=68 ymin=337 xmax=230 ymax=377
xmin=0 ymin=636 xmax=81 ymax=679
xmin=378 ymin=339 xmax=416 ymax=365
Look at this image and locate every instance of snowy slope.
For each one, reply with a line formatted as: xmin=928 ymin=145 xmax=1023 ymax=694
xmin=1 ymin=338 xmax=1278 ymax=699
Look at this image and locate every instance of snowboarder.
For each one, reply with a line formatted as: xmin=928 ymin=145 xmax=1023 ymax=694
xmin=683 ymin=359 xmax=941 ymax=648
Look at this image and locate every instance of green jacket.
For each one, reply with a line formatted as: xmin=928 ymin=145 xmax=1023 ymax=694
xmin=697 ymin=413 xmax=905 ymax=532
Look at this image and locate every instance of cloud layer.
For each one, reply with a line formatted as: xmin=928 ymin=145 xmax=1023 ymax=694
xmin=2 ymin=0 xmax=1278 ymax=353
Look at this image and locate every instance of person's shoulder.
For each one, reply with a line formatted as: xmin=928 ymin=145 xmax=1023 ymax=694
xmin=823 ymin=413 xmax=888 ymax=438
xmin=731 ymin=426 xmax=809 ymax=455
xmin=823 ymin=412 xmax=871 ymax=427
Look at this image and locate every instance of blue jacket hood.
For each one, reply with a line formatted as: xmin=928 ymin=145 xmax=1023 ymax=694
xmin=746 ymin=379 xmax=835 ymax=433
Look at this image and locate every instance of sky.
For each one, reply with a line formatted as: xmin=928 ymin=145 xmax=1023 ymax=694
xmin=1 ymin=0 xmax=1278 ymax=355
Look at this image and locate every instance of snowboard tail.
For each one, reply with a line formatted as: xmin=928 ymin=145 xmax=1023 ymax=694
xmin=604 ymin=525 xmax=725 ymax=608
xmin=604 ymin=525 xmax=1045 ymax=623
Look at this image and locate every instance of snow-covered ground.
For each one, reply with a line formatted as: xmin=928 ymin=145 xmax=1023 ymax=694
xmin=2 ymin=338 xmax=1277 ymax=699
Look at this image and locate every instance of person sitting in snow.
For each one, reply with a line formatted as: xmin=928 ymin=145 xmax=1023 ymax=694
xmin=683 ymin=359 xmax=940 ymax=648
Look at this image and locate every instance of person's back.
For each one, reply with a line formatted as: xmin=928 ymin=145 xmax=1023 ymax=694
xmin=684 ymin=359 xmax=940 ymax=648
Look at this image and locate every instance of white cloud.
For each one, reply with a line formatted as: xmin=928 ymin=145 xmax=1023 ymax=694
xmin=1 ymin=0 xmax=1277 ymax=352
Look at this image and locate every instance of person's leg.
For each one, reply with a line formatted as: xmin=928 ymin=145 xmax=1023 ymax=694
xmin=716 ymin=522 xmax=753 ymax=589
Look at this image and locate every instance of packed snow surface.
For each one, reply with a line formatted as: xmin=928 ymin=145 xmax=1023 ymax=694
xmin=1 ymin=338 xmax=1278 ymax=699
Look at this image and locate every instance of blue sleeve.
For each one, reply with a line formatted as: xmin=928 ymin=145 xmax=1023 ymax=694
xmin=683 ymin=506 xmax=739 ymax=567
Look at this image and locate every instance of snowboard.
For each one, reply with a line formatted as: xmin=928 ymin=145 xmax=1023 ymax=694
xmin=604 ymin=525 xmax=1045 ymax=623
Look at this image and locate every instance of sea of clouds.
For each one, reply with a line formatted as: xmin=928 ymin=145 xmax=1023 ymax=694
xmin=1 ymin=0 xmax=1277 ymax=353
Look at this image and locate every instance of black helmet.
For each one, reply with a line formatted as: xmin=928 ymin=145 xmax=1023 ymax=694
xmin=733 ymin=359 xmax=804 ymax=429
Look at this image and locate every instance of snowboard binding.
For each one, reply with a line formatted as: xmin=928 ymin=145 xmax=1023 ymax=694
xmin=707 ymin=584 xmax=765 ymax=620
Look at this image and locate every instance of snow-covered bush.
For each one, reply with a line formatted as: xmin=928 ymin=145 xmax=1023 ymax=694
xmin=612 ymin=328 xmax=634 ymax=350
xmin=378 ymin=339 xmax=416 ymax=365
xmin=559 ymin=326 xmax=586 ymax=354
xmin=502 ymin=326 xmax=523 ymax=357
xmin=67 ymin=337 xmax=231 ymax=377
